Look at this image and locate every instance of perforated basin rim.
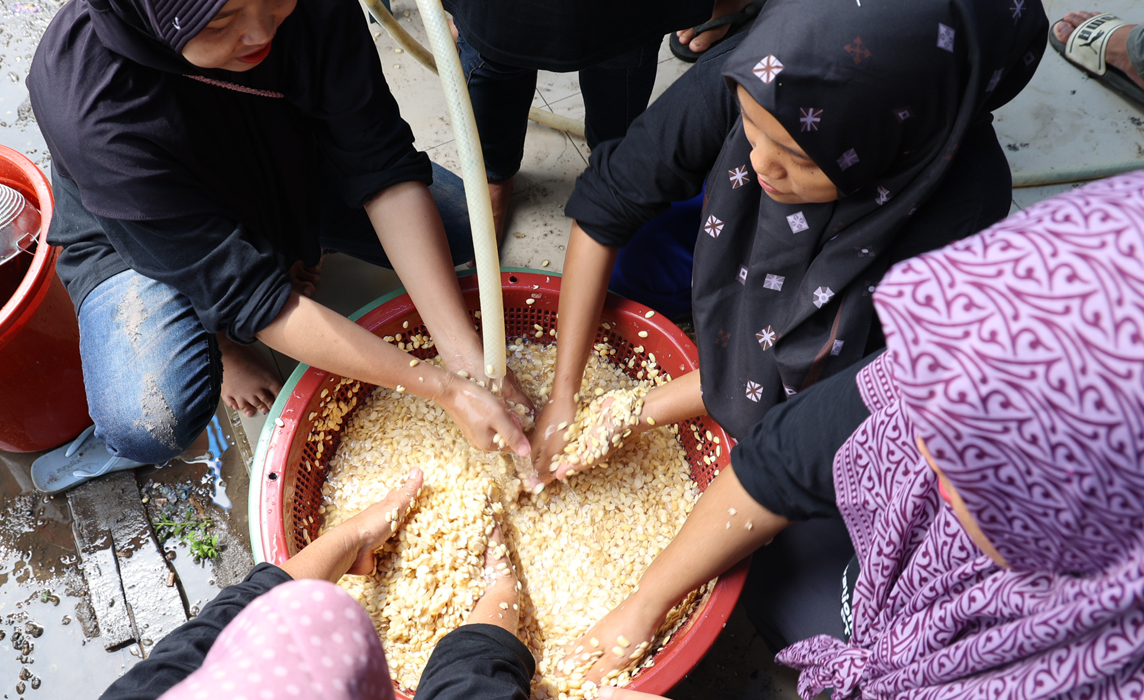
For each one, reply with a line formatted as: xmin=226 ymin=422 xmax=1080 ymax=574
xmin=249 ymin=270 xmax=748 ymax=697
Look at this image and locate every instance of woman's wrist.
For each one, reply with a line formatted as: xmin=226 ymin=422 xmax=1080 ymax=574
xmin=626 ymin=576 xmax=678 ymax=627
xmin=430 ymin=327 xmax=484 ymax=376
xmin=420 ymin=364 xmax=456 ymax=406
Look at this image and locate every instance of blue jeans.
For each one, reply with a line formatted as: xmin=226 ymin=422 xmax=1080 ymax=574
xmin=609 ymin=191 xmax=703 ymax=320
xmin=80 ymin=164 xmax=472 ymax=463
xmin=456 ymin=33 xmax=661 ymax=181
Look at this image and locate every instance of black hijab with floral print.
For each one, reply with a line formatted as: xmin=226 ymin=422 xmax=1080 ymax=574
xmin=692 ymin=0 xmax=1047 ymax=439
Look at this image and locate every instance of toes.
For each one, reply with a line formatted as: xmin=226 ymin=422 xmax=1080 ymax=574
xmin=677 ymin=28 xmax=695 ymax=43
xmin=232 ymin=397 xmax=256 ymax=417
xmin=1053 ymin=20 xmax=1073 ymax=42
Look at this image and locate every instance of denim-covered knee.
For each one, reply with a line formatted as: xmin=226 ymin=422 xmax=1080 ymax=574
xmin=93 ymin=380 xmax=216 ymax=464
xmin=78 ymin=270 xmax=221 ymax=465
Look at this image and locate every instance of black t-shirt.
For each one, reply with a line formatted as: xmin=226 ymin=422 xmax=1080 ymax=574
xmin=443 ymin=0 xmax=709 ymax=72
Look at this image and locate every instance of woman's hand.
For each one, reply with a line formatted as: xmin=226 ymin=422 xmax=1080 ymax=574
xmin=435 ymin=371 xmax=531 ymax=457
xmin=534 ymin=373 xmax=706 ymax=485
xmin=559 ymin=589 xmax=670 ymax=685
xmin=344 ymin=468 xmax=425 ymax=575
xmin=525 ymin=390 xmax=578 ymax=488
xmin=549 ymin=390 xmax=646 ymax=481
xmin=436 ymin=343 xmax=536 ymax=417
xmin=288 ymin=259 xmax=321 ymax=298
xmin=279 ymin=468 xmax=424 ymax=583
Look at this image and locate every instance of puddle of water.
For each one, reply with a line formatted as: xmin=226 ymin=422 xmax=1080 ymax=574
xmin=0 ymin=453 xmax=141 ymax=699
xmin=140 ymin=406 xmax=254 ymax=592
xmin=0 ymin=404 xmax=254 ymax=698
xmin=178 ymin=416 xmax=233 ymax=510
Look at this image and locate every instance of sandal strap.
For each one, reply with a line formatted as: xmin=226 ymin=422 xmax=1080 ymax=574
xmin=64 ymin=424 xmax=96 ymax=458
xmin=1064 ymin=13 xmax=1131 ymax=76
xmin=688 ymin=0 xmax=763 ymax=37
xmin=73 ymin=455 xmax=120 ymax=479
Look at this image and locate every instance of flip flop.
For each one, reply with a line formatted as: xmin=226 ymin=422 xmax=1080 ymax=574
xmin=670 ymin=0 xmax=764 ymax=63
xmin=1050 ymin=13 xmax=1144 ymax=110
xmin=31 ymin=425 xmax=147 ymax=495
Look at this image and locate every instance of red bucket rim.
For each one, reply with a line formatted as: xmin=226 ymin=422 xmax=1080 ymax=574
xmin=0 ymin=145 xmax=56 ymax=342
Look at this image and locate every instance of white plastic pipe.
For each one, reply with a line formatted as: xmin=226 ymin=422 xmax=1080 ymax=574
xmin=411 ymin=0 xmax=506 ymax=381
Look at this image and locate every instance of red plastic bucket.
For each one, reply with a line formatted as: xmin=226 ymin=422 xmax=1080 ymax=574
xmin=0 ymin=146 xmax=91 ymax=452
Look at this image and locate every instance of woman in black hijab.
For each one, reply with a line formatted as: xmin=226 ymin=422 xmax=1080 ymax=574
xmin=526 ymin=0 xmax=1048 ymax=478
xmin=526 ymin=0 xmax=1050 ymax=686
xmin=27 ymin=0 xmax=534 ymax=467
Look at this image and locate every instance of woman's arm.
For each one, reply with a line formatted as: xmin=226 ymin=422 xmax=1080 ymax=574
xmin=257 ymin=294 xmax=529 ymax=455
xmin=279 ymin=468 xmax=424 ymax=582
xmin=528 ymin=223 xmax=618 ymax=481
xmin=364 ymin=181 xmax=534 ymax=414
xmin=526 ymin=43 xmax=743 ymax=482
xmin=363 ymin=182 xmax=483 ymax=377
xmin=559 ymin=355 xmax=878 ymax=682
xmin=560 ymin=466 xmax=788 ymax=683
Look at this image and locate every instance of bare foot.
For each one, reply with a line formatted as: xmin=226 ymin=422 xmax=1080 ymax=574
xmin=1054 ymin=11 xmax=1144 ymax=91
xmin=676 ymin=0 xmax=753 ymax=56
xmin=217 ymin=335 xmax=282 ymax=417
xmin=464 ymin=522 xmax=520 ymax=633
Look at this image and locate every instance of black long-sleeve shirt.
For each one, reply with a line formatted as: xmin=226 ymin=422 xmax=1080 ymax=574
xmin=100 ymin=564 xmax=294 ymax=700
xmin=34 ymin=0 xmax=431 ymax=344
xmin=564 ymin=34 xmax=744 ymax=244
xmin=100 ymin=564 xmax=535 ymax=700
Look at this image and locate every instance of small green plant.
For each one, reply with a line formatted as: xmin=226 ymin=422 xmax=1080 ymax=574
xmin=153 ymin=508 xmax=220 ymax=562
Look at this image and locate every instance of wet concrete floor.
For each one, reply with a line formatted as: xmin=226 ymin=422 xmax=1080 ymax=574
xmin=0 ymin=407 xmax=254 ymax=699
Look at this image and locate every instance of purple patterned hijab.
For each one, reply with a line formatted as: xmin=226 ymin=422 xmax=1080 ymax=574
xmin=778 ymin=171 xmax=1144 ymax=698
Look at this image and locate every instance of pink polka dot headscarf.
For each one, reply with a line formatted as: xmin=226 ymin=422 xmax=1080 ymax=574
xmin=160 ymin=579 xmax=395 ymax=700
xmin=778 ymin=172 xmax=1144 ymax=699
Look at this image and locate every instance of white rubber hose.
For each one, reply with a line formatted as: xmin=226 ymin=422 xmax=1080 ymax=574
xmin=411 ymin=0 xmax=506 ymax=381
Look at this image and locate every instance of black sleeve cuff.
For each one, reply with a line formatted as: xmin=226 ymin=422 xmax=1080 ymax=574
xmin=416 ymin=624 xmax=535 ymax=700
xmin=342 ymin=151 xmax=434 ymax=209
xmin=229 ymin=270 xmax=293 ymax=344
xmin=99 ymin=563 xmax=293 ymax=700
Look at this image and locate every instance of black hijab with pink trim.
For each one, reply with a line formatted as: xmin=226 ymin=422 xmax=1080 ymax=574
xmin=691 ymin=0 xmax=1047 ymax=439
